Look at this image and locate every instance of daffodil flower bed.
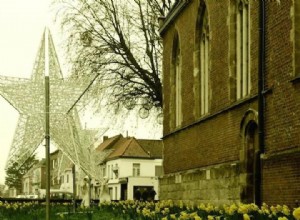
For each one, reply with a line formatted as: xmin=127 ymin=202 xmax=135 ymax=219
xmin=1 ymin=199 xmax=300 ymax=220
xmin=0 ymin=201 xmax=76 ymax=220
xmin=99 ymin=200 xmax=300 ymax=220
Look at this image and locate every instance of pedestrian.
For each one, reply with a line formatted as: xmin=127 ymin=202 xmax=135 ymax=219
xmin=134 ymin=188 xmax=141 ymax=201
xmin=149 ymin=187 xmax=156 ymax=201
xmin=141 ymin=188 xmax=148 ymax=201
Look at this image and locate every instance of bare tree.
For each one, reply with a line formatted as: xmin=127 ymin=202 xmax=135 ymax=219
xmin=53 ymin=0 xmax=174 ymax=114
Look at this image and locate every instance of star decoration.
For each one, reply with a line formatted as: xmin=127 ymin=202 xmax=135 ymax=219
xmin=0 ymin=29 xmax=99 ymax=176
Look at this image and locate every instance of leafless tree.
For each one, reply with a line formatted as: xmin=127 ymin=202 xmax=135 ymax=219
xmin=53 ymin=0 xmax=175 ymax=114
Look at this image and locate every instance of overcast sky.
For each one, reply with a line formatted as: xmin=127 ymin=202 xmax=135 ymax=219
xmin=0 ymin=0 xmax=162 ymax=186
xmin=0 ymin=0 xmax=52 ymax=184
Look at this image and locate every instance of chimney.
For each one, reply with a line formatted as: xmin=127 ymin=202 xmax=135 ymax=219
xmin=103 ymin=136 xmax=108 ymax=141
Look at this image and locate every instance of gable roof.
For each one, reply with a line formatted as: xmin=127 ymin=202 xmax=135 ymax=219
xmin=107 ymin=137 xmax=150 ymax=160
xmin=95 ymin=134 xmax=123 ymax=152
xmin=136 ymin=139 xmax=163 ymax=158
xmin=95 ymin=135 xmax=163 ymax=162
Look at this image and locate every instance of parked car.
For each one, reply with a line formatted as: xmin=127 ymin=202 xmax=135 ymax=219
xmin=16 ymin=195 xmax=26 ymax=198
xmin=49 ymin=190 xmax=73 ymax=200
xmin=16 ymin=194 xmax=38 ymax=199
xmin=26 ymin=194 xmax=38 ymax=199
xmin=39 ymin=189 xmax=73 ymax=200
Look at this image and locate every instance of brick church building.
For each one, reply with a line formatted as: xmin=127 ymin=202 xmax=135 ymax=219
xmin=159 ymin=0 xmax=300 ymax=207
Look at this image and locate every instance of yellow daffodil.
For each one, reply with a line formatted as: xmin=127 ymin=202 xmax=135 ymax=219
xmin=243 ymin=213 xmax=250 ymax=220
xmin=170 ymin=214 xmax=177 ymax=219
xmin=198 ymin=203 xmax=206 ymax=210
xmin=282 ymin=205 xmax=290 ymax=216
xmin=164 ymin=207 xmax=170 ymax=214
xmin=238 ymin=204 xmax=248 ymax=214
xmin=194 ymin=215 xmax=202 ymax=220
xmin=293 ymin=207 xmax=300 ymax=220
xmin=227 ymin=204 xmax=238 ymax=215
xmin=179 ymin=200 xmax=184 ymax=209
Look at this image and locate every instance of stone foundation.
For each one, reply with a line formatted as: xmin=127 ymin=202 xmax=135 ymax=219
xmin=159 ymin=162 xmax=241 ymax=205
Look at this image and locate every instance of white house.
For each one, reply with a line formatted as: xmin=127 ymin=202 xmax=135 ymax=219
xmin=59 ymin=167 xmax=73 ymax=193
xmin=22 ymin=159 xmax=46 ymax=197
xmin=96 ymin=135 xmax=163 ymax=201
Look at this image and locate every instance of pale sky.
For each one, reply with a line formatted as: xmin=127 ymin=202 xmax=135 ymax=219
xmin=0 ymin=0 xmax=162 ymax=185
xmin=0 ymin=0 xmax=52 ymax=184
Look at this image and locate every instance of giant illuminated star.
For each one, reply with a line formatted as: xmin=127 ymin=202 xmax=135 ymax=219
xmin=0 ymin=29 xmax=98 ymax=174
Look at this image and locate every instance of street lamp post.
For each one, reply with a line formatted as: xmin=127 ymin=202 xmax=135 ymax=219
xmin=45 ymin=28 xmax=51 ymax=220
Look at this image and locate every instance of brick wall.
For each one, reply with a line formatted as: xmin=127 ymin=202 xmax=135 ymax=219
xmin=263 ymin=152 xmax=300 ymax=207
xmin=161 ymin=0 xmax=300 ymax=206
xmin=159 ymin=163 xmax=240 ymax=205
xmin=262 ymin=0 xmax=300 ymax=207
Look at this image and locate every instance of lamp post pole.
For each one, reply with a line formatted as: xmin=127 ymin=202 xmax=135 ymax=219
xmin=45 ymin=28 xmax=50 ymax=220
xmin=45 ymin=75 xmax=50 ymax=220
xmin=72 ymin=164 xmax=76 ymax=212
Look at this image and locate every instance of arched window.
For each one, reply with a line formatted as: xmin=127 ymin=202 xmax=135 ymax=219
xmin=240 ymin=110 xmax=260 ymax=204
xmin=242 ymin=121 xmax=257 ymax=203
xmin=172 ymin=32 xmax=182 ymax=127
xmin=194 ymin=3 xmax=210 ymax=117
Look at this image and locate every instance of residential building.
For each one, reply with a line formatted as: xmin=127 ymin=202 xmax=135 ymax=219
xmin=50 ymin=150 xmax=76 ymax=196
xmin=96 ymin=135 xmax=163 ymax=200
xmin=50 ymin=150 xmax=60 ymax=189
xmin=23 ymin=159 xmax=46 ymax=197
xmin=59 ymin=166 xmax=74 ymax=193
xmin=22 ymin=151 xmax=77 ymax=198
xmin=159 ymin=0 xmax=300 ymax=207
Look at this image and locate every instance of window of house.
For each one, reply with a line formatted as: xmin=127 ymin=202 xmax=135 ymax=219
xmin=113 ymin=164 xmax=119 ymax=178
xmin=109 ymin=187 xmax=113 ymax=199
xmin=200 ymin=7 xmax=210 ymax=115
xmin=133 ymin=163 xmax=140 ymax=177
xmin=114 ymin=187 xmax=118 ymax=200
xmin=66 ymin=174 xmax=69 ymax=183
xmin=236 ymin=0 xmax=250 ymax=99
xmin=108 ymin=165 xmax=111 ymax=179
xmin=101 ymin=166 xmax=106 ymax=178
xmin=194 ymin=3 xmax=210 ymax=117
xmin=111 ymin=165 xmax=114 ymax=179
xmin=172 ymin=32 xmax=182 ymax=127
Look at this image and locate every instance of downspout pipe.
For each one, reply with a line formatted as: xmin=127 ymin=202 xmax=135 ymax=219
xmin=257 ymin=0 xmax=266 ymax=207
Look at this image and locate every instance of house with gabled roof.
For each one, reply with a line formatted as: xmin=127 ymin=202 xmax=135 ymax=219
xmin=22 ymin=159 xmax=46 ymax=197
xmin=96 ymin=134 xmax=163 ymax=201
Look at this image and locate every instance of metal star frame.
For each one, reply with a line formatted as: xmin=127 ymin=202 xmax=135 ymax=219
xmin=0 ymin=29 xmax=99 ymax=176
